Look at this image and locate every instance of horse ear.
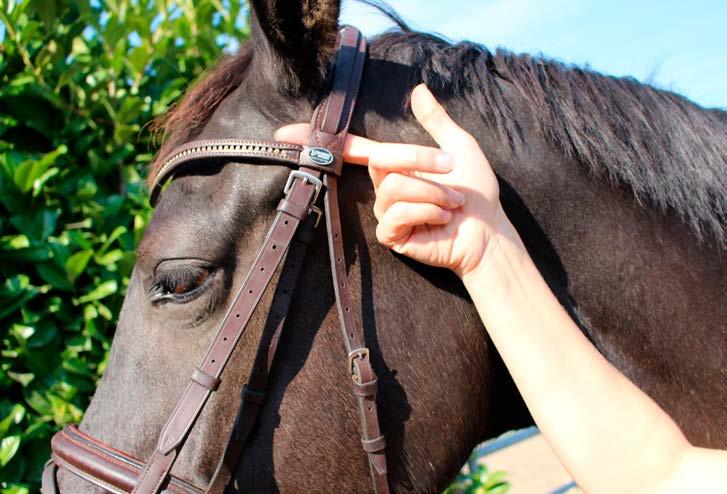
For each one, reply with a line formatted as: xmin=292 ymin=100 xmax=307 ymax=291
xmin=249 ymin=0 xmax=341 ymax=92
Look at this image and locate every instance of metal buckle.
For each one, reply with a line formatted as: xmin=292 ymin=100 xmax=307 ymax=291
xmin=284 ymin=170 xmax=323 ymax=204
xmin=348 ymin=347 xmax=370 ymax=378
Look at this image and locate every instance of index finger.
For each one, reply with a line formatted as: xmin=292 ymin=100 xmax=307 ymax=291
xmin=275 ymin=123 xmax=371 ymax=165
xmin=275 ymin=123 xmax=453 ymax=176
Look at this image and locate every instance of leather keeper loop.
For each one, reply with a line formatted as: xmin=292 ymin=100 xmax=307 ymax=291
xmin=277 ymin=198 xmax=308 ymax=220
xmin=352 ymin=377 xmax=378 ymax=397
xmin=361 ymin=435 xmax=387 ymax=453
xmin=191 ymin=367 xmax=220 ymax=391
xmin=242 ymin=384 xmax=266 ymax=405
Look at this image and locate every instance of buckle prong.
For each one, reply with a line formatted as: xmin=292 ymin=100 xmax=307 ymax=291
xmin=348 ymin=347 xmax=370 ymax=378
xmin=309 ymin=205 xmax=323 ymax=227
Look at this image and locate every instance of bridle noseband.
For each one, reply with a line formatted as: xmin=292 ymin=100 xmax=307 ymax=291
xmin=43 ymin=26 xmax=391 ymax=494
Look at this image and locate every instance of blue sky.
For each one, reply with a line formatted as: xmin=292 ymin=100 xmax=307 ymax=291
xmin=340 ymin=0 xmax=727 ymax=109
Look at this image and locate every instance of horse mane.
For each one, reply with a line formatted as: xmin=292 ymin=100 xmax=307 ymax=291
xmin=149 ymin=21 xmax=726 ymax=246
xmin=370 ymin=31 xmax=727 ymax=246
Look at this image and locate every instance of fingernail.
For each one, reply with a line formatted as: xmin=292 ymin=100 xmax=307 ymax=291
xmin=451 ymin=190 xmax=466 ymax=205
xmin=435 ymin=152 xmax=453 ymax=171
xmin=273 ymin=129 xmax=281 ymax=140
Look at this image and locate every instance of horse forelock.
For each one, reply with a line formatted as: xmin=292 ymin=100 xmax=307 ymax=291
xmin=148 ymin=44 xmax=255 ymax=180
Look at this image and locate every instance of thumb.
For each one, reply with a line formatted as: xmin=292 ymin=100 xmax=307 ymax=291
xmin=274 ymin=123 xmax=311 ymax=144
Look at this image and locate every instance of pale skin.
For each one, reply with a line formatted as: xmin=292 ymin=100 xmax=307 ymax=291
xmin=276 ymin=84 xmax=727 ymax=493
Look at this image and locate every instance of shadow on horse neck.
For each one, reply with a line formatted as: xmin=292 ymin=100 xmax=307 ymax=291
xmin=59 ymin=2 xmax=726 ymax=493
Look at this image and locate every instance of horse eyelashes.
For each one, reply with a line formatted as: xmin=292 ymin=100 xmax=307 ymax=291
xmin=150 ymin=265 xmax=212 ymax=304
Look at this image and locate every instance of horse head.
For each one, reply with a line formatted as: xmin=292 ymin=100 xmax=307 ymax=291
xmin=53 ymin=0 xmax=727 ymax=491
xmin=56 ymin=1 xmax=510 ymax=492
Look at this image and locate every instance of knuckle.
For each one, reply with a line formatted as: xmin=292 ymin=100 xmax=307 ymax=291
xmin=368 ymin=144 xmax=386 ymax=169
xmin=378 ymin=173 xmax=402 ymax=197
xmin=419 ymin=102 xmax=438 ymax=123
xmin=427 ymin=105 xmax=447 ymax=126
xmin=390 ymin=202 xmax=410 ymax=222
xmin=372 ymin=198 xmax=384 ymax=220
xmin=415 ymin=146 xmax=432 ymax=167
xmin=375 ymin=223 xmax=392 ymax=245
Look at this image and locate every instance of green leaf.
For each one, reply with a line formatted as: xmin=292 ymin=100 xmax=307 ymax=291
xmin=14 ymin=145 xmax=67 ymax=193
xmin=37 ymin=262 xmax=73 ymax=291
xmin=27 ymin=320 xmax=58 ymax=348
xmin=47 ymin=394 xmax=83 ymax=424
xmin=0 ymin=275 xmax=40 ymax=319
xmin=0 ymin=435 xmax=21 ymax=467
xmin=0 ymin=1 xmax=250 ymax=489
xmin=96 ymin=302 xmax=113 ymax=321
xmin=0 ymin=404 xmax=26 ymax=438
xmin=24 ymin=391 xmax=52 ymax=417
xmin=63 ymin=358 xmax=95 ymax=377
xmin=7 ymin=372 xmax=35 ymax=387
xmin=0 ymin=234 xmax=30 ymax=250
xmin=96 ymin=225 xmax=127 ymax=256
xmin=77 ymin=280 xmax=118 ymax=303
xmin=0 ymin=484 xmax=30 ymax=494
xmin=483 ymin=470 xmax=508 ymax=489
xmin=95 ymin=248 xmax=123 ymax=266
xmin=65 ymin=249 xmax=93 ymax=283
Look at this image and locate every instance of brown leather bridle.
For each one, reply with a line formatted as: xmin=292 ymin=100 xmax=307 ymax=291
xmin=42 ymin=26 xmax=391 ymax=494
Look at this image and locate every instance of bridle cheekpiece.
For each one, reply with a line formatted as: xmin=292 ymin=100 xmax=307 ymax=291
xmin=43 ymin=26 xmax=391 ymax=494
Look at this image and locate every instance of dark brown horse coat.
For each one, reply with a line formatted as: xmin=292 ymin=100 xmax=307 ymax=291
xmin=58 ymin=1 xmax=726 ymax=492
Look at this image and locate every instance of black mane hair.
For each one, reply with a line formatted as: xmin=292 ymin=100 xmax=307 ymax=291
xmin=152 ymin=6 xmax=726 ymax=245
xmin=370 ymin=30 xmax=727 ymax=246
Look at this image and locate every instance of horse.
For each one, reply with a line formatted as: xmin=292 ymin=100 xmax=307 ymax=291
xmin=56 ymin=0 xmax=726 ymax=492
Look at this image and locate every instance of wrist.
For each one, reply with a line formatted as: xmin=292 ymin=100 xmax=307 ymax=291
xmin=460 ymin=205 xmax=530 ymax=295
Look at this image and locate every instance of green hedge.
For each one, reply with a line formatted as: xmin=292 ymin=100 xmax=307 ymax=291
xmin=0 ymin=1 xmax=248 ymax=491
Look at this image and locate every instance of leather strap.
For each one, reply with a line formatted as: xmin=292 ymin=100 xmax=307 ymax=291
xmin=42 ymin=25 xmax=390 ymax=494
xmin=325 ymin=174 xmax=389 ymax=493
xmin=132 ymin=25 xmax=383 ymax=494
xmin=206 ymin=216 xmax=315 ymax=494
xmin=208 ymin=26 xmax=386 ymax=493
xmin=310 ymin=27 xmax=390 ymax=494
xmin=130 ymin=171 xmax=319 ymax=494
xmin=149 ymin=140 xmax=342 ymax=205
xmin=48 ymin=426 xmax=201 ymax=494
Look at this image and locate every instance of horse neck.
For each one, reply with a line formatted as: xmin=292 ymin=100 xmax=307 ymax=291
xmin=451 ymin=71 xmax=727 ymax=447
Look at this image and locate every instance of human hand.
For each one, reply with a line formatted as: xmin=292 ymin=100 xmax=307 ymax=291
xmin=275 ymin=84 xmax=518 ymax=280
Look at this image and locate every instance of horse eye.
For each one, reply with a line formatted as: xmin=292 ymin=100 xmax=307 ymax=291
xmin=151 ymin=265 xmax=212 ymax=304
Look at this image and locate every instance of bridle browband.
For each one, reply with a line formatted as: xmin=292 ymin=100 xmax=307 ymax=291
xmin=42 ymin=26 xmax=391 ymax=493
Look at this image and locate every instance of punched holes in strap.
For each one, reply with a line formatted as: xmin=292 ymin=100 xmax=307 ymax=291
xmin=191 ymin=367 xmax=221 ymax=391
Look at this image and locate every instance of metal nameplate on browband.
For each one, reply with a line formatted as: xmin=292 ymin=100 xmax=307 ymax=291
xmin=307 ymin=147 xmax=335 ymax=165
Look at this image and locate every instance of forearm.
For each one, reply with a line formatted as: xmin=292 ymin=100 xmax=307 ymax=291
xmin=463 ymin=210 xmax=690 ymax=493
